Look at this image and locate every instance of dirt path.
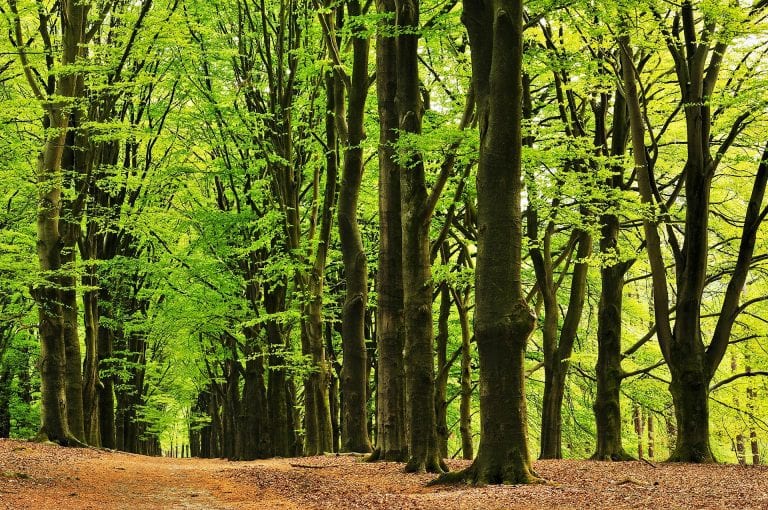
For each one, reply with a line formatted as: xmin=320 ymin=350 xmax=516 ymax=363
xmin=2 ymin=439 xmax=768 ymax=509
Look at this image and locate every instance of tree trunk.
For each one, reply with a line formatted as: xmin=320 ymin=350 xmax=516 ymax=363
xmin=456 ymin=290 xmax=474 ymax=460
xmin=265 ymin=286 xmax=293 ymax=457
xmin=540 ymin=369 xmax=567 ymax=459
xmin=0 ymin=368 xmax=11 ymax=438
xmin=435 ymin=284 xmax=451 ymax=459
xmin=396 ymin=0 xmax=444 ymax=474
xmin=97 ymin=301 xmax=116 ymax=449
xmin=337 ymin=1 xmax=372 ymax=453
xmin=591 ymin=82 xmax=632 ymax=461
xmin=440 ymin=0 xmax=540 ymax=484
xmin=633 ymin=404 xmax=644 ymax=459
xmin=239 ymin=328 xmax=271 ymax=460
xmin=667 ymin=364 xmax=713 ymax=462
xmin=81 ymin=267 xmax=100 ymax=446
xmin=370 ymin=0 xmax=407 ymax=464
xmin=592 ymin=261 xmax=632 ymax=460
xmin=21 ymin=0 xmax=89 ymax=448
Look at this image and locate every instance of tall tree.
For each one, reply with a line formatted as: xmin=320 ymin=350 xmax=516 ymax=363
xmin=440 ymin=0 xmax=539 ymax=483
xmin=622 ymin=0 xmax=768 ymax=462
xmin=8 ymin=0 xmax=106 ymax=445
xmin=320 ymin=0 xmax=373 ymax=454
xmin=369 ymin=0 xmax=407 ymax=462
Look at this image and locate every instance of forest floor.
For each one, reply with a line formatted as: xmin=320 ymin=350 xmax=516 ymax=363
xmin=1 ymin=439 xmax=767 ymax=509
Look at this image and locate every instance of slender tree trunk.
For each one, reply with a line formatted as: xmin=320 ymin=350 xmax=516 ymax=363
xmin=396 ymin=0 xmax=444 ymax=474
xmin=81 ymin=245 xmax=100 ymax=446
xmin=435 ymin=284 xmax=451 ymax=459
xmin=456 ymin=290 xmax=473 ymax=460
xmin=61 ymin=257 xmax=85 ymax=443
xmin=337 ymin=1 xmax=372 ymax=453
xmin=0 ymin=368 xmax=11 ymax=438
xmin=97 ymin=300 xmax=116 ymax=449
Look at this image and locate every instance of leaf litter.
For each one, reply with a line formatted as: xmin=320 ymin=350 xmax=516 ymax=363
xmin=1 ymin=439 xmax=767 ymax=509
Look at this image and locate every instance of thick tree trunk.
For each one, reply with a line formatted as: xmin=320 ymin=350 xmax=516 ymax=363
xmin=370 ymin=0 xmax=407 ymax=463
xmin=667 ymin=358 xmax=713 ymax=462
xmin=440 ymin=0 xmax=540 ymax=484
xmin=265 ymin=287 xmax=293 ymax=457
xmin=592 ymin=260 xmax=633 ymax=460
xmin=239 ymin=329 xmax=271 ymax=460
xmin=33 ymin=108 xmax=78 ymax=445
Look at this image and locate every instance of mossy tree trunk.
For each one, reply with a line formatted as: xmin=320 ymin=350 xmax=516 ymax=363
xmin=442 ymin=0 xmax=540 ymax=484
xmin=370 ymin=0 xmax=407 ymax=463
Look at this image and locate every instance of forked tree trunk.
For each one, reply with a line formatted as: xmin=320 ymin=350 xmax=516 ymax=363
xmin=592 ymin=88 xmax=632 ymax=461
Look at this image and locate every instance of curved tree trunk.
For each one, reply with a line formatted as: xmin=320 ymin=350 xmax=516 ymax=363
xmin=337 ymin=0 xmax=372 ymax=454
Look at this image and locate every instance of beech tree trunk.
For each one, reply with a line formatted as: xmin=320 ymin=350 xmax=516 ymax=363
xmin=239 ymin=327 xmax=271 ymax=460
xmin=265 ymin=286 xmax=294 ymax=457
xmin=442 ymin=0 xmax=539 ymax=484
xmin=337 ymin=0 xmax=372 ymax=454
xmin=621 ymin=2 xmax=768 ymax=463
xmin=435 ymin=284 xmax=451 ymax=458
xmin=396 ymin=0 xmax=443 ymax=474
xmin=455 ymin=290 xmax=474 ymax=460
xmin=370 ymin=0 xmax=407 ymax=463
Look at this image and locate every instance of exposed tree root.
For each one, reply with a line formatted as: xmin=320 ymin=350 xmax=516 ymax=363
xmin=429 ymin=462 xmax=544 ymax=486
xmin=33 ymin=429 xmax=86 ymax=448
xmin=589 ymin=450 xmax=635 ymax=462
xmin=667 ymin=446 xmax=716 ymax=463
xmin=404 ymin=454 xmax=447 ymax=474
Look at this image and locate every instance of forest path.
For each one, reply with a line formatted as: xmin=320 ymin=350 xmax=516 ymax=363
xmin=0 ymin=439 xmax=296 ymax=509
xmin=3 ymin=438 xmax=768 ymax=509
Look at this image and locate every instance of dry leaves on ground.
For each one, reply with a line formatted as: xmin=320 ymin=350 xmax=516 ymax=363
xmin=1 ymin=439 xmax=767 ymax=509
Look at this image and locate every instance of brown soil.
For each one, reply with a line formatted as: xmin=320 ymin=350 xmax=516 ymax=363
xmin=1 ymin=438 xmax=767 ymax=509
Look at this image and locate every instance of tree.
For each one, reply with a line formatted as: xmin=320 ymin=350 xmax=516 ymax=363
xmin=369 ymin=0 xmax=407 ymax=463
xmin=621 ymin=0 xmax=768 ymax=462
xmin=438 ymin=0 xmax=539 ymax=484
